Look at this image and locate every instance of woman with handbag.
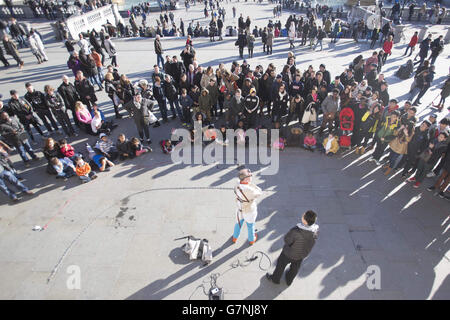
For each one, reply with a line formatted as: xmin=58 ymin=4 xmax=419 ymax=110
xmin=302 ymin=86 xmax=319 ymax=131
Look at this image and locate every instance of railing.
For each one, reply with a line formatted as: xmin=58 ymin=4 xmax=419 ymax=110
xmin=65 ymin=4 xmax=123 ymax=39
xmin=0 ymin=4 xmax=79 ymax=19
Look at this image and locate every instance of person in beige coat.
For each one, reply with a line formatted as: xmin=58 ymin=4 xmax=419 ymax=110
xmin=384 ymin=125 xmax=414 ymax=175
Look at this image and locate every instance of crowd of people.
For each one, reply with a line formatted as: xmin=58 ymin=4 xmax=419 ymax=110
xmin=0 ymin=1 xmax=449 ymax=203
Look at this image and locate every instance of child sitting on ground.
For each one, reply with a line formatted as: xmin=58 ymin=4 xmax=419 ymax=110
xmin=160 ymin=139 xmax=174 ymax=154
xmin=130 ymin=137 xmax=152 ymax=156
xmin=303 ymin=131 xmax=317 ymax=152
xmin=272 ymin=121 xmax=286 ymax=150
xmin=86 ymin=143 xmax=114 ymax=172
xmin=75 ymin=156 xmax=98 ymax=183
xmin=216 ymin=125 xmax=229 ymax=145
xmin=51 ymin=157 xmax=76 ymax=181
xmin=322 ymin=132 xmax=340 ymax=156
xmin=117 ymin=133 xmax=133 ymax=160
xmin=59 ymin=139 xmax=78 ymax=162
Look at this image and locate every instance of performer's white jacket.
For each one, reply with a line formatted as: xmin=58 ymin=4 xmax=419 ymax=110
xmin=235 ymin=181 xmax=263 ymax=224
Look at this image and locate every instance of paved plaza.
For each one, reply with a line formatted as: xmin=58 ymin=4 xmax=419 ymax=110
xmin=0 ymin=2 xmax=449 ymax=300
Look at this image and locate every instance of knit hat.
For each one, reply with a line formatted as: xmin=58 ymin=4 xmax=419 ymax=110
xmin=99 ymin=133 xmax=107 ymax=139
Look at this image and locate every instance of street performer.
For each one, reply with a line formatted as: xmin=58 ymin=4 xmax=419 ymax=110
xmin=232 ymin=168 xmax=263 ymax=245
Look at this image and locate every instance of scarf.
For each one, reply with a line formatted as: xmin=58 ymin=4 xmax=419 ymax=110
xmin=297 ymin=222 xmax=319 ymax=233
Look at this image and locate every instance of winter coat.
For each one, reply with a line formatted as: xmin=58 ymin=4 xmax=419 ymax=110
xmin=321 ymin=94 xmax=340 ymax=114
xmin=45 ymin=92 xmax=66 ymax=113
xmin=7 ymin=98 xmax=35 ymax=123
xmin=0 ymin=116 xmax=27 ymax=146
xmin=75 ymin=78 xmax=97 ymax=103
xmin=281 ymin=226 xmax=318 ymax=261
xmin=198 ymin=89 xmax=211 ymax=112
xmin=24 ymin=91 xmax=47 ymax=113
xmin=376 ymin=116 xmax=399 ymax=141
xmin=154 ymin=39 xmax=163 ymax=54
xmin=389 ymin=129 xmax=413 ymax=155
xmin=266 ymin=30 xmax=274 ymax=46
xmin=58 ymin=82 xmax=80 ymax=109
xmin=235 ymin=182 xmax=262 ymax=224
xmin=163 ymin=80 xmax=178 ymax=102
xmin=322 ymin=137 xmax=339 ymax=153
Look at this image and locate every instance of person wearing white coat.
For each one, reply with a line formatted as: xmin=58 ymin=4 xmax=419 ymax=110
xmin=288 ymin=21 xmax=296 ymax=49
xmin=103 ymin=35 xmax=118 ymax=67
xmin=28 ymin=34 xmax=44 ymax=64
xmin=29 ymin=30 xmax=48 ymax=62
xmin=232 ymin=168 xmax=263 ymax=245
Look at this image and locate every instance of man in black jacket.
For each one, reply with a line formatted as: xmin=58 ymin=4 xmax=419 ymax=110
xmin=75 ymin=71 xmax=97 ymax=112
xmin=401 ymin=120 xmax=430 ymax=177
xmin=58 ymin=75 xmax=81 ymax=127
xmin=236 ymin=31 xmax=247 ymax=59
xmin=25 ymin=82 xmax=59 ymax=134
xmin=7 ymin=90 xmax=45 ymax=141
xmin=267 ymin=210 xmax=319 ymax=286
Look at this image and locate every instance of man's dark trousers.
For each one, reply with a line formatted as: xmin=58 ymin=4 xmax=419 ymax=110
xmin=272 ymin=252 xmax=303 ymax=285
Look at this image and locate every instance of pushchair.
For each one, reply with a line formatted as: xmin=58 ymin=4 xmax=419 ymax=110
xmin=339 ymin=107 xmax=354 ymax=150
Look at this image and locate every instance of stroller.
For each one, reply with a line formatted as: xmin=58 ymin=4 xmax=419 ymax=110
xmin=339 ymin=107 xmax=354 ymax=150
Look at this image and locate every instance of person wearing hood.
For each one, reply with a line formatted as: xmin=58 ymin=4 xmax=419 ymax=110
xmin=267 ymin=210 xmax=318 ymax=286
xmin=232 ymin=168 xmax=263 ymax=246
xmin=198 ymin=87 xmax=212 ymax=122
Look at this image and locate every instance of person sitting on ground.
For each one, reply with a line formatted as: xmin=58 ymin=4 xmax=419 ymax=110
xmin=59 ymin=138 xmax=77 ymax=162
xmin=216 ymin=125 xmax=229 ymax=146
xmin=50 ymin=157 xmax=76 ymax=181
xmin=130 ymin=137 xmax=152 ymax=156
xmin=75 ymin=156 xmax=98 ymax=183
xmin=96 ymin=133 xmax=118 ymax=161
xmin=86 ymin=143 xmax=114 ymax=172
xmin=322 ymin=132 xmax=339 ymax=156
xmin=303 ymin=131 xmax=317 ymax=152
xmin=160 ymin=139 xmax=174 ymax=154
xmin=75 ymin=101 xmax=94 ymax=134
xmin=117 ymin=133 xmax=133 ymax=160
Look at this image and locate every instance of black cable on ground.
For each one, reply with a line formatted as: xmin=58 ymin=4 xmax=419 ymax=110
xmin=188 ymin=250 xmax=272 ymax=300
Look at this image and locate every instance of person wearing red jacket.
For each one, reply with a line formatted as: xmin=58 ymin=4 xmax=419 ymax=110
xmin=404 ymin=31 xmax=418 ymax=57
xmin=382 ymin=35 xmax=393 ymax=64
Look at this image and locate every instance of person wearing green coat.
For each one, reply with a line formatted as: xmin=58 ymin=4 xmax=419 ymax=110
xmin=370 ymin=110 xmax=400 ymax=165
